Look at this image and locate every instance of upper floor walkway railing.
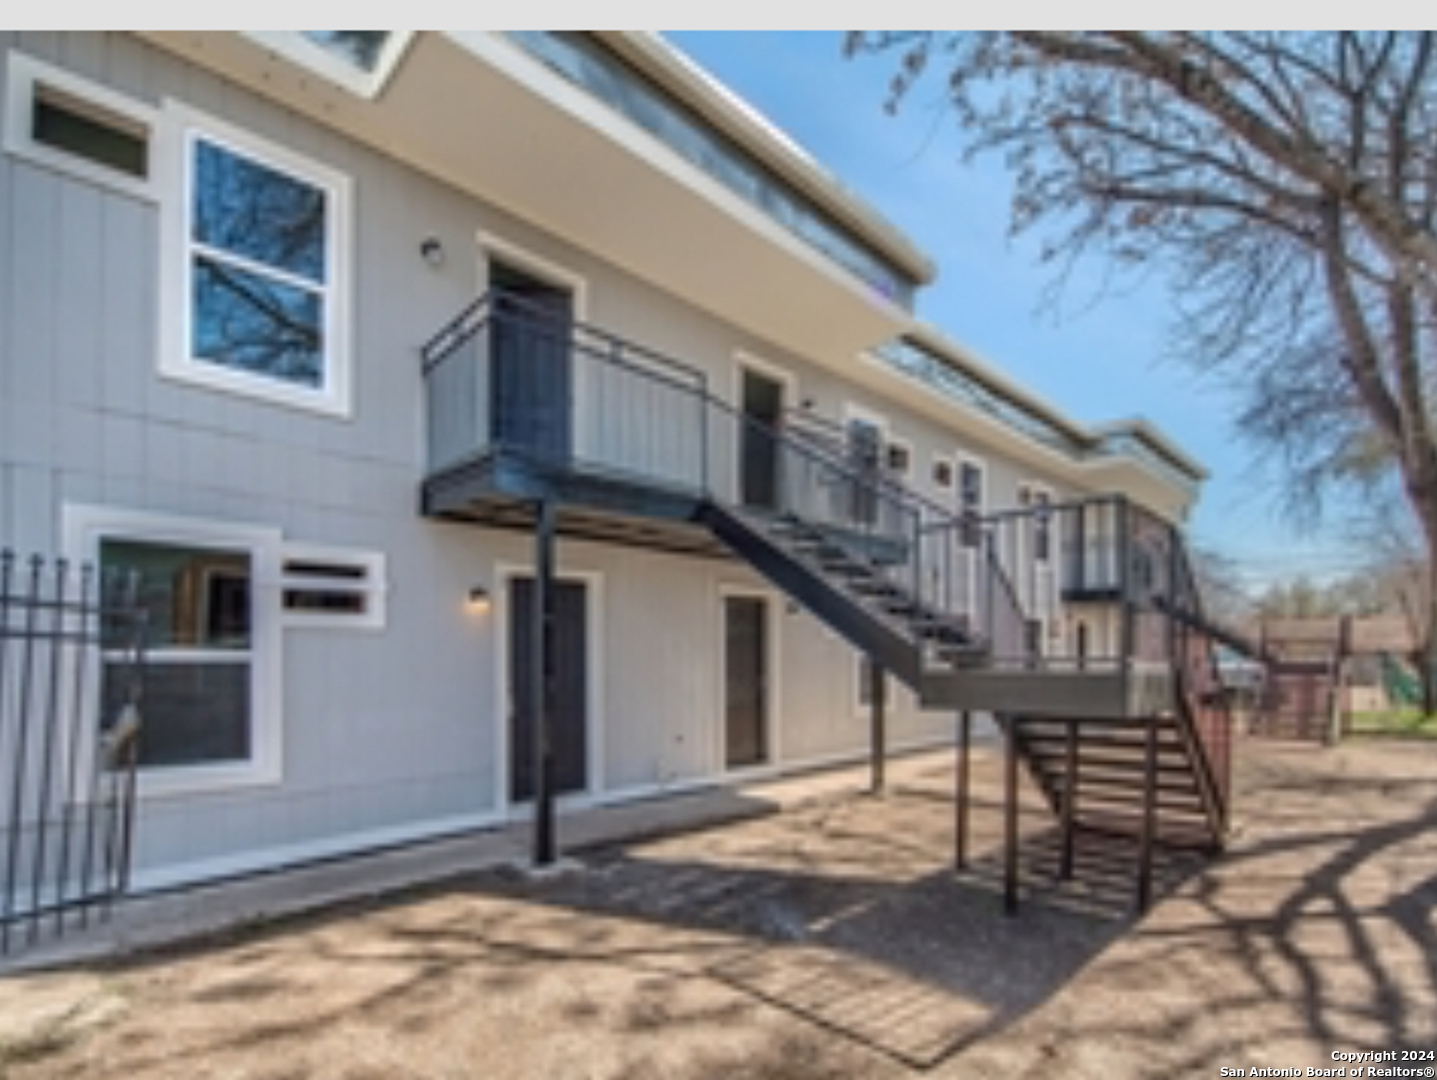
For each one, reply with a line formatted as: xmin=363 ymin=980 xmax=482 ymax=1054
xmin=420 ymin=291 xmax=1232 ymax=714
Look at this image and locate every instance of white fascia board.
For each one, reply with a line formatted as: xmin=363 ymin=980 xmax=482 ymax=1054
xmin=442 ymin=31 xmax=913 ymax=331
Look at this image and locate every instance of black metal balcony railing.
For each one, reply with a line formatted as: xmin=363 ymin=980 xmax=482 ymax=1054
xmin=422 ymin=290 xmax=935 ymax=609
xmin=422 ymin=290 xmax=1236 ymax=678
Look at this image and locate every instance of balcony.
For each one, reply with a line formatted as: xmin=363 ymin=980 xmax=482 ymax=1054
xmin=420 ymin=291 xmax=919 ymax=560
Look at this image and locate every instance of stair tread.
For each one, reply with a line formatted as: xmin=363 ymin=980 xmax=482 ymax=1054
xmin=1040 ymin=764 xmax=1201 ymax=784
xmin=1045 ymin=782 xmax=1205 ymax=804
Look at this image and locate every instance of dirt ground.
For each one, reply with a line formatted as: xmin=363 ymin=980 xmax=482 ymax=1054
xmin=2 ymin=735 xmax=1434 ymax=1080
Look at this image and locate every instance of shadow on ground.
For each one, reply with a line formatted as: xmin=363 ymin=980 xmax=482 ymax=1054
xmin=5 ymin=741 xmax=1435 ymax=1080
xmin=452 ymin=809 xmax=1206 ymax=1067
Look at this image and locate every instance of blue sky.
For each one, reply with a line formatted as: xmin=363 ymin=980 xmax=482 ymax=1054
xmin=665 ymin=31 xmax=1368 ymax=591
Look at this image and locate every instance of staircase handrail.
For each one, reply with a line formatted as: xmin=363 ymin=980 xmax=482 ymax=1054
xmin=1166 ymin=527 xmax=1234 ymax=832
xmin=424 ymin=291 xmax=945 ymax=515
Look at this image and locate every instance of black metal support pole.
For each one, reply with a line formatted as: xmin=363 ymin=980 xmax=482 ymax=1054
xmin=954 ymin=710 xmax=971 ymax=869
xmin=1060 ymin=718 xmax=1077 ymax=881
xmin=532 ymin=498 xmax=557 ymax=867
xmin=869 ymin=661 xmax=887 ymax=794
xmin=3 ymin=557 xmax=43 ymax=955
xmin=1137 ymin=715 xmax=1158 ymax=912
xmin=30 ymin=559 xmax=68 ymax=945
xmin=1004 ymin=718 xmax=1019 ymax=915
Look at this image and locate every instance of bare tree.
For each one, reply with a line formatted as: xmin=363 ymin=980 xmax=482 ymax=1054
xmin=848 ymin=32 xmax=1437 ymax=708
xmin=1347 ymin=499 xmax=1436 ymax=707
xmin=1189 ymin=543 xmax=1257 ymax=629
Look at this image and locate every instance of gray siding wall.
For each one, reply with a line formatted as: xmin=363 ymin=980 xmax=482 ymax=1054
xmin=2 ymin=32 xmax=1052 ymax=885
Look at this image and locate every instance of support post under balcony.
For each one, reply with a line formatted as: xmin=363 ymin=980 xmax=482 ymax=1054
xmin=869 ymin=661 xmax=887 ymax=794
xmin=954 ymin=710 xmax=970 ymax=869
xmin=531 ymin=497 xmax=557 ymax=868
xmin=1004 ymin=717 xmax=1020 ymax=916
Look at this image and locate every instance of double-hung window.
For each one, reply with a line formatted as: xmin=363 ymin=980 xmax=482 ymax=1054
xmin=69 ymin=505 xmax=283 ymax=795
xmin=161 ymin=107 xmax=352 ymax=416
xmin=101 ymin=539 xmax=255 ymax=769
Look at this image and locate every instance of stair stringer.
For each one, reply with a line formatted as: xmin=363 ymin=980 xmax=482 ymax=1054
xmin=698 ymin=500 xmax=927 ymax=686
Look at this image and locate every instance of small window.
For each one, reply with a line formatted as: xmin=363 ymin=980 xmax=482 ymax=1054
xmin=301 ymin=32 xmax=393 ymax=73
xmin=280 ymin=546 xmax=385 ymax=629
xmin=885 ymin=441 xmax=911 ymax=477
xmin=33 ymin=83 xmax=148 ymax=177
xmin=4 ymin=51 xmax=157 ymax=199
xmin=933 ymin=459 xmax=953 ymax=488
xmin=243 ymin=33 xmax=414 ymax=99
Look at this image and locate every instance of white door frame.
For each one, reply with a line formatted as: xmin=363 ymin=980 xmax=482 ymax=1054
xmin=1017 ymin=480 xmax=1058 ymax=653
xmin=956 ymin=451 xmax=988 ymax=616
xmin=492 ymin=561 xmax=606 ymax=816
xmin=715 ymin=583 xmax=782 ymax=777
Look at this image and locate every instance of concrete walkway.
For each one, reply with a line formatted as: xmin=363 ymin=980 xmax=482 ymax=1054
xmin=1 ymin=743 xmax=960 ymax=976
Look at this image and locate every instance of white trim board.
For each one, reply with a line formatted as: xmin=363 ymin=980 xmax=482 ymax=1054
xmin=715 ymin=582 xmax=782 ymax=775
xmin=61 ymin=503 xmax=286 ymax=799
xmin=492 ymin=562 xmax=607 ymax=817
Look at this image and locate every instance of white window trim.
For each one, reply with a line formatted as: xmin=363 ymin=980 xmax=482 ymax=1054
xmin=158 ymin=101 xmax=353 ymax=419
xmin=243 ymin=33 xmax=416 ymax=100
xmin=732 ymin=350 xmax=796 ymax=409
xmin=1016 ymin=480 xmax=1061 ymax=650
xmin=280 ymin=542 xmax=387 ymax=631
xmin=477 ymin=229 xmax=589 ymax=320
xmin=885 ymin=435 xmax=914 ymax=481
xmin=3 ymin=49 xmax=163 ymax=202
xmin=62 ymin=504 xmax=285 ymax=798
xmin=491 ymin=562 xmax=606 ymax=815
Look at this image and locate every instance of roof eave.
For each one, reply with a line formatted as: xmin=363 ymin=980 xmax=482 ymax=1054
xmin=599 ymin=31 xmax=937 ymax=289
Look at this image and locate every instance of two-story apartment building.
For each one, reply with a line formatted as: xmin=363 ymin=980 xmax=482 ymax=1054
xmin=0 ymin=31 xmax=1216 ymax=903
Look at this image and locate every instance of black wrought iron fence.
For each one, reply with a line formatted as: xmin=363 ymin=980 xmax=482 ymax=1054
xmin=0 ymin=550 xmax=146 ymax=957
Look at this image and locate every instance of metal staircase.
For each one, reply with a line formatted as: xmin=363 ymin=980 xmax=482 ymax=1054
xmin=701 ymin=503 xmax=987 ymax=688
xmin=694 ymin=428 xmax=1238 ymax=903
xmin=419 ymin=290 xmax=1240 ymax=906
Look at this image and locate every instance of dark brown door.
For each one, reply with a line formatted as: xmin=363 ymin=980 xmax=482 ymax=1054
xmin=509 ymin=577 xmax=588 ymax=802
xmin=740 ymin=368 xmax=783 ymax=510
xmin=724 ymin=595 xmax=768 ymax=768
